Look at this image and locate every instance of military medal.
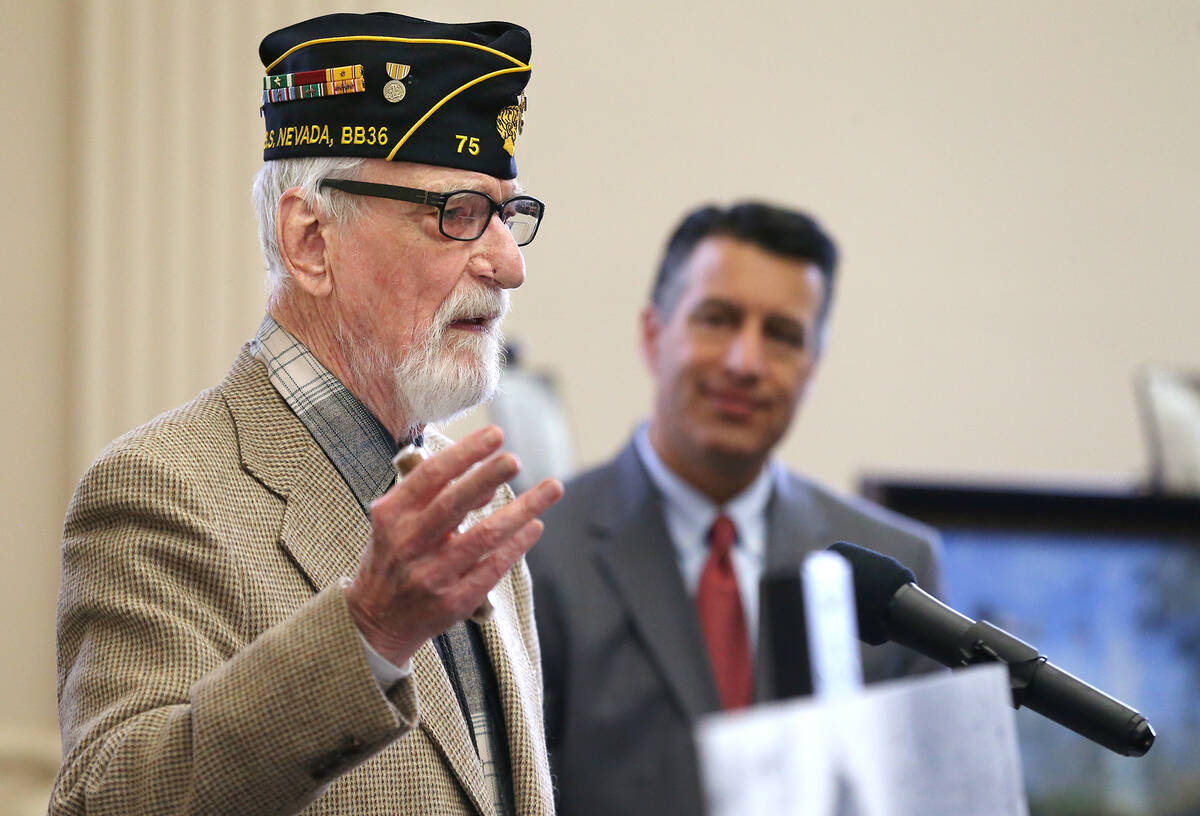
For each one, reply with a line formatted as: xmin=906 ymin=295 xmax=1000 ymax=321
xmin=262 ymin=64 xmax=364 ymax=104
xmin=383 ymin=62 xmax=411 ymax=103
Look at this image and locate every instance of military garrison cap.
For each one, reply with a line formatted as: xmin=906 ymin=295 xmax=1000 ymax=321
xmin=259 ymin=12 xmax=531 ymax=178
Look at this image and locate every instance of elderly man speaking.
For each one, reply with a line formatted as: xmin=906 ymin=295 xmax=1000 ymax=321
xmin=51 ymin=12 xmax=561 ymax=816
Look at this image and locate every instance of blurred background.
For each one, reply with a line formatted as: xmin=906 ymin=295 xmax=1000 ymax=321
xmin=4 ymin=1 xmax=1197 ymax=814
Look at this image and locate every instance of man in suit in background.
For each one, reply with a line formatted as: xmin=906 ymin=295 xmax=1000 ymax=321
xmin=528 ymin=201 xmax=943 ymax=816
xmin=52 ymin=12 xmax=562 ymax=815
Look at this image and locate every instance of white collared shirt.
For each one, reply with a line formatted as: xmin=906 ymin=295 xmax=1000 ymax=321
xmin=633 ymin=425 xmax=777 ymax=653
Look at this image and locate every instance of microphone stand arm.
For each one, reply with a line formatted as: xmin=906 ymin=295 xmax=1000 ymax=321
xmin=953 ymin=620 xmax=1155 ymax=758
xmin=885 ymin=586 xmax=1154 ymax=756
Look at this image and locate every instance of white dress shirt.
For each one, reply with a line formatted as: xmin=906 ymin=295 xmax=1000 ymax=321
xmin=633 ymin=425 xmax=778 ymax=653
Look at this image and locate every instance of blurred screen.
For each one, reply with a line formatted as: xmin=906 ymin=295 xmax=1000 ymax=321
xmin=862 ymin=479 xmax=1200 ymax=816
xmin=943 ymin=530 xmax=1199 ymax=816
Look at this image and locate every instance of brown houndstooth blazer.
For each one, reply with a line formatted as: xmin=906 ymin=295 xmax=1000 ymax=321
xmin=51 ymin=346 xmax=553 ymax=815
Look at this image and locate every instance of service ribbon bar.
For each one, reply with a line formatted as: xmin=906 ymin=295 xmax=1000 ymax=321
xmin=262 ymin=64 xmax=365 ymax=103
xmin=263 ymin=64 xmax=363 ymax=90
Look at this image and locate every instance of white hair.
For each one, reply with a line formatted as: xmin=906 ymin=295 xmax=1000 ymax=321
xmin=251 ymin=156 xmax=368 ymax=294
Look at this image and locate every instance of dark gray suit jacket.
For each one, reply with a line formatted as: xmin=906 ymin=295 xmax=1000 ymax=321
xmin=527 ymin=438 xmax=943 ymax=816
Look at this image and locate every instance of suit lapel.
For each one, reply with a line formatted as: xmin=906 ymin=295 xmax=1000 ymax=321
xmin=222 ymin=345 xmax=369 ymax=591
xmin=764 ymin=471 xmax=831 ymax=573
xmin=591 ymin=443 xmax=722 ymax=719
xmin=480 ymin=586 xmax=553 ymax=815
xmin=412 ymin=642 xmax=495 ymax=816
xmin=277 ymin=444 xmax=371 ymax=591
xmin=755 ymin=473 xmax=832 ymax=697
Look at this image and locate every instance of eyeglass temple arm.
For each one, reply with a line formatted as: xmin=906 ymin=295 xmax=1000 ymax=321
xmin=319 ymin=179 xmax=447 ymax=207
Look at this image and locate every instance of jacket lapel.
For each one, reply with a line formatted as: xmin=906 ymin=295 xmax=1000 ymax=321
xmin=755 ymin=473 xmax=833 ymax=698
xmin=277 ymin=444 xmax=371 ymax=591
xmin=222 ymin=345 xmax=369 ymax=590
xmin=412 ymin=642 xmax=495 ymax=816
xmin=480 ymin=588 xmax=553 ymax=815
xmin=591 ymin=442 xmax=722 ymax=719
xmin=764 ymin=471 xmax=831 ymax=574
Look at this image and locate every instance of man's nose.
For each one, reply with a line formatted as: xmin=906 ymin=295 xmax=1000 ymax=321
xmin=468 ymin=215 xmax=526 ymax=289
xmin=723 ymin=325 xmax=766 ymax=378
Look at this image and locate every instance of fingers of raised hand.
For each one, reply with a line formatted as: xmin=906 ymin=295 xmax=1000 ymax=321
xmin=521 ymin=478 xmax=565 ymax=521
xmin=456 ymin=518 xmax=546 ymax=599
xmin=371 ymin=429 xmax=517 ymax=541
xmin=452 ymin=478 xmax=563 ymax=566
xmin=372 ymin=450 xmax=520 ymax=549
xmin=395 ymin=478 xmax=562 ymax=596
xmin=348 ymin=477 xmax=563 ymax=662
xmin=391 ymin=426 xmax=505 ymax=507
xmin=420 ymin=451 xmax=522 ymax=538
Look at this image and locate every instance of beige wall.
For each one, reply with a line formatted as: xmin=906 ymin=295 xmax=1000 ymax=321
xmin=4 ymin=0 xmax=1198 ymax=809
xmin=1 ymin=2 xmax=72 ymax=810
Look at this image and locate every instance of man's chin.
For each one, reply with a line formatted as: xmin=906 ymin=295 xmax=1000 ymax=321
xmin=395 ymin=348 xmax=501 ymax=427
xmin=694 ymin=421 xmax=777 ymax=464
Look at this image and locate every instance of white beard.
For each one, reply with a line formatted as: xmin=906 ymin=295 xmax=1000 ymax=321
xmin=340 ymin=285 xmax=509 ymax=435
xmin=395 ymin=286 xmax=509 ymax=428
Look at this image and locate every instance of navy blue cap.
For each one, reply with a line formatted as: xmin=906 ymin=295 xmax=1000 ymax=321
xmin=259 ymin=12 xmax=531 ymax=178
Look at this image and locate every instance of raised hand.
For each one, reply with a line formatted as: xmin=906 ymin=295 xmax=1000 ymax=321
xmin=344 ymin=426 xmax=563 ymax=665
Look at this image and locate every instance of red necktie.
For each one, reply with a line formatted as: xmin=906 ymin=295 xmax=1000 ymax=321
xmin=696 ymin=513 xmax=754 ymax=710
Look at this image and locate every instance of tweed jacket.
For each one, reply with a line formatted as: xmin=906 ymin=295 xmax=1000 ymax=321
xmin=51 ymin=346 xmax=552 ymax=816
xmin=527 ymin=438 xmax=942 ymax=816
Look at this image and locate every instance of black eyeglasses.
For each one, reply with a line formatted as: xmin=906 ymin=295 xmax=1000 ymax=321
xmin=319 ymin=178 xmax=545 ymax=246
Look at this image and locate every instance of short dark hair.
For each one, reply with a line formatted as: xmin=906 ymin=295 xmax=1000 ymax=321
xmin=650 ymin=201 xmax=839 ymax=330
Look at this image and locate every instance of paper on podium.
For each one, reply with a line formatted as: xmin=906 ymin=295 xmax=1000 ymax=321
xmin=696 ymin=664 xmax=1028 ymax=816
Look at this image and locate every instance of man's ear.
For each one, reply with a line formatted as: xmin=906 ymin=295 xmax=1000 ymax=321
xmin=276 ymin=188 xmax=333 ymax=298
xmin=639 ymin=305 xmax=662 ymax=373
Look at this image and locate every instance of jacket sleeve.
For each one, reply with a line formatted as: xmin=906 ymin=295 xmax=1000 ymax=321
xmin=51 ymin=443 xmax=418 ymax=816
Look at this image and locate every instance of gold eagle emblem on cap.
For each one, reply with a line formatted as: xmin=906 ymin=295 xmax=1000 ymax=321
xmin=495 ymin=94 xmax=527 ymax=156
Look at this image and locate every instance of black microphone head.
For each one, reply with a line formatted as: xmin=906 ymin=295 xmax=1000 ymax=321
xmin=828 ymin=541 xmax=917 ymax=645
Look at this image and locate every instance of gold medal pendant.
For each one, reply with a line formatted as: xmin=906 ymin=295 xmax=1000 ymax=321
xmin=383 ymin=79 xmax=406 ymax=103
xmin=383 ymin=62 xmax=411 ymax=103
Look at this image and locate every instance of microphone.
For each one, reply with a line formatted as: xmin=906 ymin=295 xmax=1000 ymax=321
xmin=828 ymin=541 xmax=1156 ymax=757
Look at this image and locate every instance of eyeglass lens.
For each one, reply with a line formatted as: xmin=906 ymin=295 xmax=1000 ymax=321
xmin=441 ymin=191 xmax=542 ymax=246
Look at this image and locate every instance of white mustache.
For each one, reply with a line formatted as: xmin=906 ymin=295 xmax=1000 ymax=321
xmin=436 ymin=285 xmax=510 ymax=328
